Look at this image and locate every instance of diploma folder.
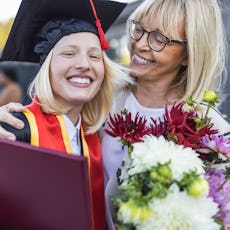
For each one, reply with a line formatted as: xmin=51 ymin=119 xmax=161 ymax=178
xmin=0 ymin=139 xmax=93 ymax=230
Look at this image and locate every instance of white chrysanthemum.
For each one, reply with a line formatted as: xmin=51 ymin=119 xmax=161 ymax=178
xmin=136 ymin=185 xmax=220 ymax=230
xmin=119 ymin=153 xmax=132 ymax=185
xmin=128 ymin=135 xmax=204 ymax=181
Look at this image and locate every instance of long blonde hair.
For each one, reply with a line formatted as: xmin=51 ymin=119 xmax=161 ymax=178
xmin=128 ymin=0 xmax=226 ymax=102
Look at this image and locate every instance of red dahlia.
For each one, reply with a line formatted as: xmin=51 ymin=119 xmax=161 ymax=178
xmin=105 ymin=111 xmax=152 ymax=145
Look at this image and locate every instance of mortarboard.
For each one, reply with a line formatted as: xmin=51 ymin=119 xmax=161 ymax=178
xmin=1 ymin=0 xmax=126 ymax=63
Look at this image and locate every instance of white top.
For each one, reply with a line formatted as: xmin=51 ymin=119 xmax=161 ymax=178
xmin=102 ymin=92 xmax=165 ymax=230
xmin=102 ymin=92 xmax=230 ymax=185
xmin=102 ymin=92 xmax=165 ymax=184
xmin=63 ymin=114 xmax=82 ymax=155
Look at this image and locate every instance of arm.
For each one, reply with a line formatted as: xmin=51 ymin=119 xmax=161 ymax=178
xmin=0 ymin=102 xmax=25 ymax=140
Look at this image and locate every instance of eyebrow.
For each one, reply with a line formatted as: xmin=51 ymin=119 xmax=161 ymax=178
xmin=61 ymin=44 xmax=102 ymax=51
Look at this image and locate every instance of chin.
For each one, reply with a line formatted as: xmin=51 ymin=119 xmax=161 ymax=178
xmin=129 ymin=68 xmax=144 ymax=79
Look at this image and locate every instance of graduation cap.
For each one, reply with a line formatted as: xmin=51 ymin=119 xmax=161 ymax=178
xmin=1 ymin=0 xmax=126 ymax=63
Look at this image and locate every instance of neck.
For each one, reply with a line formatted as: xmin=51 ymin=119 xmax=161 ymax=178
xmin=66 ymin=107 xmax=82 ymax=125
xmin=133 ymin=80 xmax=180 ymax=108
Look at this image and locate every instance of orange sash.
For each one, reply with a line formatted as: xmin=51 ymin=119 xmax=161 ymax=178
xmin=23 ymin=99 xmax=105 ymax=230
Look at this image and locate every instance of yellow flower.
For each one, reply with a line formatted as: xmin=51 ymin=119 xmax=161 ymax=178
xmin=202 ymin=90 xmax=218 ymax=103
xmin=118 ymin=199 xmax=151 ymax=223
xmin=187 ymin=178 xmax=209 ymax=198
xmin=150 ymin=164 xmax=172 ymax=183
xmin=157 ymin=164 xmax=172 ymax=179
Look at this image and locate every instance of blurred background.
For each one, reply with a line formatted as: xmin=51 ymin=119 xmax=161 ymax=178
xmin=0 ymin=0 xmax=230 ymax=122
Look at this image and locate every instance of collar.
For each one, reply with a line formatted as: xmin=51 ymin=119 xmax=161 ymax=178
xmin=63 ymin=114 xmax=81 ymax=143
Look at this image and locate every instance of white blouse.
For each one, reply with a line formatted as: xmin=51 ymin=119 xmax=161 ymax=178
xmin=102 ymin=92 xmax=165 ymax=185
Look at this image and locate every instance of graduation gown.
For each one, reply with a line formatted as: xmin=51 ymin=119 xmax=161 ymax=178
xmin=2 ymin=99 xmax=106 ymax=230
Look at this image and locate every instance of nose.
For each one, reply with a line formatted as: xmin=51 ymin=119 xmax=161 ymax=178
xmin=135 ymin=33 xmax=150 ymax=51
xmin=74 ymin=54 xmax=90 ymax=70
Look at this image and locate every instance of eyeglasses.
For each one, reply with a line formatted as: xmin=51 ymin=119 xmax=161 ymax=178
xmin=128 ymin=20 xmax=187 ymax=52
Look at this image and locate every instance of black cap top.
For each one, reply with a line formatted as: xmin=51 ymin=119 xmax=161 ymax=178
xmin=1 ymin=0 xmax=126 ymax=63
xmin=34 ymin=18 xmax=100 ymax=64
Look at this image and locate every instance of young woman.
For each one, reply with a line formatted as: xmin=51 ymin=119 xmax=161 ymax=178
xmin=0 ymin=0 xmax=131 ymax=229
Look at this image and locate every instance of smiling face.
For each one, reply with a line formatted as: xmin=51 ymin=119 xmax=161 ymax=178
xmin=50 ymin=32 xmax=105 ymax=112
xmin=129 ymin=14 xmax=187 ymax=87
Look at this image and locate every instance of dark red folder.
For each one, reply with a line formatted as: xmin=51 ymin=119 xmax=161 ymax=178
xmin=0 ymin=139 xmax=93 ymax=230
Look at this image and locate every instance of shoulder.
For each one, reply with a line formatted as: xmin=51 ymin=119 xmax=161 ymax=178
xmin=1 ymin=112 xmax=31 ymax=142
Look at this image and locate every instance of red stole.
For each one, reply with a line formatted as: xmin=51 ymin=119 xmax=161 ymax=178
xmin=23 ymin=99 xmax=106 ymax=230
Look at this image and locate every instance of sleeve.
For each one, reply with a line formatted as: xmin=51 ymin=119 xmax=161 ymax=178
xmin=1 ymin=112 xmax=31 ymax=143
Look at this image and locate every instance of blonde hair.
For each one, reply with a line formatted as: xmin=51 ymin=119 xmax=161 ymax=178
xmin=128 ymin=0 xmax=226 ymax=102
xmin=29 ymin=50 xmax=132 ymax=134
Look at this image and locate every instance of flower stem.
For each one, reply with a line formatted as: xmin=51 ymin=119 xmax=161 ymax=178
xmin=203 ymin=104 xmax=211 ymax=123
xmin=217 ymin=179 xmax=228 ymax=192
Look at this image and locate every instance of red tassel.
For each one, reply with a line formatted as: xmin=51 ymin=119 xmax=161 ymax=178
xmin=95 ymin=19 xmax=109 ymax=50
xmin=89 ymin=0 xmax=110 ymax=50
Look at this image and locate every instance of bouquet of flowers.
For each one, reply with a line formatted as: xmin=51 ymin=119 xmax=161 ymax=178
xmin=106 ymin=90 xmax=230 ymax=230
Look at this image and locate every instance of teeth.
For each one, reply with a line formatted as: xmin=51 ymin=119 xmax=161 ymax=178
xmin=69 ymin=77 xmax=90 ymax=84
xmin=133 ymin=54 xmax=152 ymax=64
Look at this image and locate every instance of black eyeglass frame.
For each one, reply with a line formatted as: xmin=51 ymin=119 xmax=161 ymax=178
xmin=128 ymin=19 xmax=187 ymax=52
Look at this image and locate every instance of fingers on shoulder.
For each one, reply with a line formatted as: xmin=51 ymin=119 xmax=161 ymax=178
xmin=0 ymin=109 xmax=24 ymax=129
xmin=0 ymin=102 xmax=25 ymax=113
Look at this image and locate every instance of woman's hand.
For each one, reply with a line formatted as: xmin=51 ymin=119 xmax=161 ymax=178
xmin=0 ymin=102 xmax=25 ymax=140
